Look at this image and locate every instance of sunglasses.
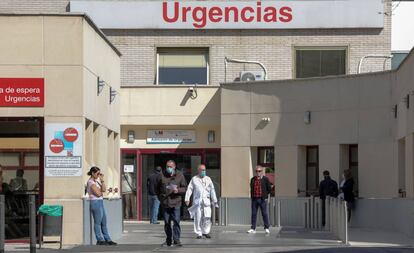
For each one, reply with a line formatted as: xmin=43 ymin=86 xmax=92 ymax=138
xmin=256 ymin=170 xmax=262 ymax=172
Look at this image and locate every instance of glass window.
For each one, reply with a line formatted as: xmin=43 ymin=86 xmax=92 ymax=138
xmin=24 ymin=153 xmax=39 ymax=167
xmin=296 ymin=48 xmax=346 ymax=78
xmin=157 ymin=48 xmax=208 ymax=85
xmin=306 ymin=146 xmax=319 ymax=196
xmin=349 ymin=145 xmax=358 ymax=197
xmin=0 ymin=153 xmax=20 ymax=167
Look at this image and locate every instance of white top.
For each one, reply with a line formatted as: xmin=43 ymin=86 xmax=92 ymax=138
xmin=87 ymin=178 xmax=103 ymax=200
xmin=185 ymin=175 xmax=217 ymax=206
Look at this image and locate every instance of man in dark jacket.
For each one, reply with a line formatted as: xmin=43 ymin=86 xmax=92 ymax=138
xmin=147 ymin=166 xmax=162 ymax=224
xmin=319 ymin=170 xmax=339 ymax=227
xmin=157 ymin=160 xmax=187 ymax=247
xmin=247 ymin=165 xmax=273 ymax=234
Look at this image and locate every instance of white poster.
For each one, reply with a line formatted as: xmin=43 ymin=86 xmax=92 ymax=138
xmin=45 ymin=123 xmax=83 ymax=177
xmin=123 ymin=165 xmax=135 ymax=173
xmin=70 ymin=0 xmax=384 ymax=30
xmin=147 ymin=130 xmax=196 ymax=144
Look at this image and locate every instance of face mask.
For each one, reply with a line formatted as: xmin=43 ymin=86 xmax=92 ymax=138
xmin=200 ymin=171 xmax=206 ymax=178
xmin=166 ymin=167 xmax=174 ymax=174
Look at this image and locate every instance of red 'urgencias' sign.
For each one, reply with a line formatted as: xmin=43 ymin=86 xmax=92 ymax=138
xmin=0 ymin=78 xmax=44 ymax=107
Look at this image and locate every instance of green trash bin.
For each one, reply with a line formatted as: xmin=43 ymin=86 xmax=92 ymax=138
xmin=38 ymin=204 xmax=63 ymax=249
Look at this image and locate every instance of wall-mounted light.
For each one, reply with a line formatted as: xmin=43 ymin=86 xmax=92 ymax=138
xmin=392 ymin=104 xmax=398 ymax=118
xmin=208 ymin=130 xmax=215 ymax=143
xmin=127 ymin=130 xmax=135 ymax=143
xmin=261 ymin=117 xmax=271 ymax=122
xmin=110 ymin=87 xmax=117 ymax=104
xmin=403 ymin=94 xmax=410 ymax=109
xmin=304 ymin=111 xmax=311 ymax=124
xmin=97 ymin=77 xmax=105 ymax=95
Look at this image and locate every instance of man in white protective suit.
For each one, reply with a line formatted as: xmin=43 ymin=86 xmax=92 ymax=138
xmin=185 ymin=164 xmax=218 ymax=239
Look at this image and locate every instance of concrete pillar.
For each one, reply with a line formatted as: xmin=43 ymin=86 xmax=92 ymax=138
xmin=221 ymin=146 xmax=252 ymax=197
xmin=275 ymin=146 xmax=303 ymax=197
xmin=319 ymin=145 xmax=341 ymax=184
xmin=405 ymin=135 xmax=414 ymax=198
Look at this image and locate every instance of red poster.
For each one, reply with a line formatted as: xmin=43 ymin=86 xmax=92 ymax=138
xmin=0 ymin=78 xmax=44 ymax=107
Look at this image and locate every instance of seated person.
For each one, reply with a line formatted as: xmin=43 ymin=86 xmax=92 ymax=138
xmin=9 ymin=169 xmax=28 ymax=191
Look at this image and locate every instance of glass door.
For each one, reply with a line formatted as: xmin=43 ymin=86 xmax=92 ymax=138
xmin=121 ymin=152 xmax=138 ymax=220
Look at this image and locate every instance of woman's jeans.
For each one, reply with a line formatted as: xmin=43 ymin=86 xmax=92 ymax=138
xmin=90 ymin=199 xmax=112 ymax=242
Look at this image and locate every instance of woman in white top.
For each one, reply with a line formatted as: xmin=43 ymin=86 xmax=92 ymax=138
xmin=87 ymin=166 xmax=117 ymax=246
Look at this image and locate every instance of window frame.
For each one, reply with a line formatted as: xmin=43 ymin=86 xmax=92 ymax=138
xmin=293 ymin=46 xmax=349 ymax=79
xmin=156 ymin=47 xmax=210 ymax=86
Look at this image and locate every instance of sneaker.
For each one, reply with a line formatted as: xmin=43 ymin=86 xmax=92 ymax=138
xmin=196 ymin=235 xmax=202 ymax=239
xmin=203 ymin=234 xmax=211 ymax=239
xmin=96 ymin=241 xmax=107 ymax=245
xmin=162 ymin=241 xmax=172 ymax=247
xmin=265 ymin=229 xmax=270 ymax=234
xmin=106 ymin=241 xmax=117 ymax=246
xmin=247 ymin=229 xmax=256 ymax=234
xmin=173 ymin=240 xmax=183 ymax=247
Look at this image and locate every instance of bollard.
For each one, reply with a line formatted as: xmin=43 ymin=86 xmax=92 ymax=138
xmin=0 ymin=195 xmax=5 ymax=253
xmin=343 ymin=201 xmax=349 ymax=244
xmin=276 ymin=200 xmax=281 ymax=227
xmin=29 ymin=195 xmax=36 ymax=253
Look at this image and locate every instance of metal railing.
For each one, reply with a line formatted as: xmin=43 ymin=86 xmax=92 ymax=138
xmin=326 ymin=196 xmax=348 ymax=244
xmin=217 ymin=196 xmax=348 ymax=244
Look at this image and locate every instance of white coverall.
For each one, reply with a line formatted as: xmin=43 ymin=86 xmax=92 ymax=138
xmin=185 ymin=175 xmax=217 ymax=236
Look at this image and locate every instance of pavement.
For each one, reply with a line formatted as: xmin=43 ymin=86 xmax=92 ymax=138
xmin=4 ymin=222 xmax=414 ymax=253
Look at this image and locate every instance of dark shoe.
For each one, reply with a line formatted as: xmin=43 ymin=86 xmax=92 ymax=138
xmin=196 ymin=235 xmax=202 ymax=239
xmin=106 ymin=241 xmax=117 ymax=246
xmin=96 ymin=241 xmax=107 ymax=245
xmin=173 ymin=240 xmax=183 ymax=246
xmin=162 ymin=241 xmax=172 ymax=247
xmin=203 ymin=234 xmax=211 ymax=239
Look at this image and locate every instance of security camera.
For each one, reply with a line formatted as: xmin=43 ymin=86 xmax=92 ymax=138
xmin=188 ymin=87 xmax=194 ymax=93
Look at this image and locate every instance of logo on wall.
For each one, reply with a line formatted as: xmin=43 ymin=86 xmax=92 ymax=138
xmin=45 ymin=123 xmax=83 ymax=177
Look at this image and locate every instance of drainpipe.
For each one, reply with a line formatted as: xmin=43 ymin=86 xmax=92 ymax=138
xmin=224 ymin=57 xmax=268 ymax=82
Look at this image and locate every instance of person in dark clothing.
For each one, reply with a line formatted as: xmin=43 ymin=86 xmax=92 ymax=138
xmin=319 ymin=170 xmax=339 ymax=227
xmin=339 ymin=169 xmax=355 ymax=223
xmin=147 ymin=166 xmax=162 ymax=224
xmin=157 ymin=160 xmax=187 ymax=247
xmin=247 ymin=165 xmax=273 ymax=234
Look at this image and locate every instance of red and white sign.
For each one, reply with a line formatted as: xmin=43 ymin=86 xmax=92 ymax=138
xmin=0 ymin=78 xmax=44 ymax=107
xmin=64 ymin=127 xmax=79 ymax=142
xmin=45 ymin=123 xmax=83 ymax=177
xmin=49 ymin=138 xmax=65 ymax=154
xmin=70 ymin=0 xmax=384 ymax=30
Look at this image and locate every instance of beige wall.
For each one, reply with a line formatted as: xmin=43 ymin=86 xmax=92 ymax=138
xmin=0 ymin=15 xmax=121 ymax=245
xmin=221 ymin=69 xmax=397 ymax=198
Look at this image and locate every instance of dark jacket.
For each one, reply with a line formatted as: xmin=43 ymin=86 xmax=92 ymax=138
xmin=319 ymin=176 xmax=339 ymax=200
xmin=157 ymin=170 xmax=187 ymax=208
xmin=341 ymin=178 xmax=355 ymax=203
xmin=250 ymin=176 xmax=273 ymax=199
xmin=147 ymin=169 xmax=161 ymax=196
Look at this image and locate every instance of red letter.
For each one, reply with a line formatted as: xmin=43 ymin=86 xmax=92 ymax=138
xmin=182 ymin=6 xmax=191 ymax=22
xmin=224 ymin=6 xmax=238 ymax=22
xmin=263 ymin=6 xmax=277 ymax=22
xmin=241 ymin=6 xmax=254 ymax=22
xmin=256 ymin=1 xmax=262 ymax=22
xmin=163 ymin=2 xmax=179 ymax=23
xmin=279 ymin=6 xmax=292 ymax=22
xmin=192 ymin=7 xmax=207 ymax=28
xmin=209 ymin=6 xmax=223 ymax=22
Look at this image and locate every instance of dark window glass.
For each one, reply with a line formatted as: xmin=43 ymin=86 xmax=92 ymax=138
xmin=306 ymin=146 xmax=319 ymax=196
xmin=158 ymin=49 xmax=208 ymax=85
xmin=296 ymin=49 xmax=346 ymax=78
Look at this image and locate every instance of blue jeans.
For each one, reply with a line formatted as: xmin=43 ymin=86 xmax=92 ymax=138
xmin=90 ymin=200 xmax=112 ymax=242
xmin=163 ymin=206 xmax=181 ymax=243
xmin=148 ymin=195 xmax=160 ymax=224
xmin=251 ymin=198 xmax=270 ymax=229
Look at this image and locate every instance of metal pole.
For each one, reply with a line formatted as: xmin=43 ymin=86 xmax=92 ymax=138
xmin=276 ymin=200 xmax=281 ymax=228
xmin=29 ymin=195 xmax=36 ymax=253
xmin=0 ymin=195 xmax=5 ymax=253
xmin=344 ymin=201 xmax=349 ymax=245
xmin=212 ymin=203 xmax=216 ymax=226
